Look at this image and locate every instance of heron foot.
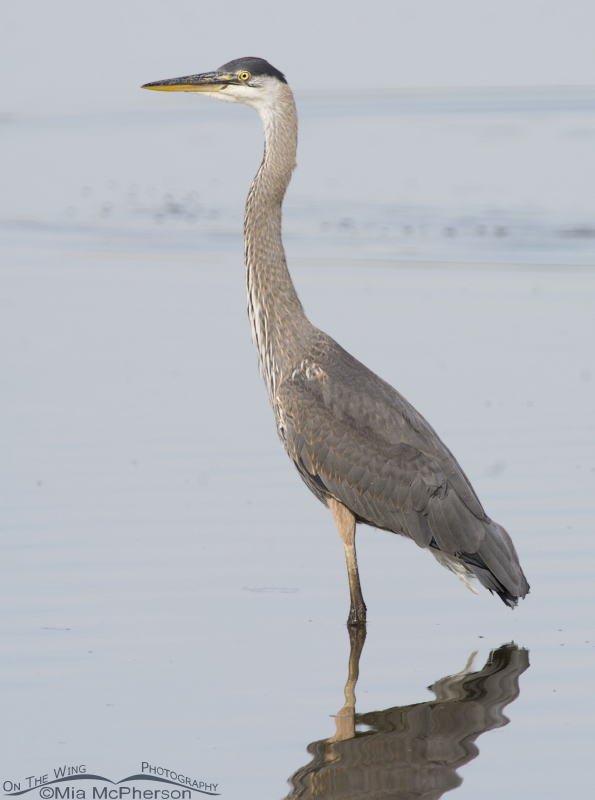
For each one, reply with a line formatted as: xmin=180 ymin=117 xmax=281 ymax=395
xmin=346 ymin=603 xmax=367 ymax=627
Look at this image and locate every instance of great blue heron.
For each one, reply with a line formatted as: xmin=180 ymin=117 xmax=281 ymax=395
xmin=143 ymin=57 xmax=529 ymax=625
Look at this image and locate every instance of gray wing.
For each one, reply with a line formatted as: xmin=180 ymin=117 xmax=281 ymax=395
xmin=277 ymin=337 xmax=529 ymax=605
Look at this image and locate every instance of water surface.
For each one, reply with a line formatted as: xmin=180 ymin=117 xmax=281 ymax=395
xmin=1 ymin=88 xmax=594 ymax=798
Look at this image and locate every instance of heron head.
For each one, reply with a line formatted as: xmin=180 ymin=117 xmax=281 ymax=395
xmin=142 ymin=57 xmax=288 ymax=109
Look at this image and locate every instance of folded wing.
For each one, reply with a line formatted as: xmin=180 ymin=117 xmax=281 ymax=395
xmin=277 ymin=339 xmax=529 ymax=606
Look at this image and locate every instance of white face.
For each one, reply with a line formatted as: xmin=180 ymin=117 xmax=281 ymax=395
xmin=143 ymin=69 xmax=289 ymax=123
xmin=204 ymin=75 xmax=285 ymax=116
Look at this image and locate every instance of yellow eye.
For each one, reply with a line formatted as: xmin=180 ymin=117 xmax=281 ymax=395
xmin=238 ymin=71 xmax=250 ymax=81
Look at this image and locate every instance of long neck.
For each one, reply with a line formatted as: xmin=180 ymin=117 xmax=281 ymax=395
xmin=245 ymin=83 xmax=312 ymax=405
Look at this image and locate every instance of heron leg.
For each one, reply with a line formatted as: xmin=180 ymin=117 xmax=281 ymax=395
xmin=328 ymin=625 xmax=367 ymax=746
xmin=327 ymin=497 xmax=367 ymax=626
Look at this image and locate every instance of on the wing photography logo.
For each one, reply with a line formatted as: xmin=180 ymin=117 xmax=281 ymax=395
xmin=2 ymin=764 xmax=220 ymax=799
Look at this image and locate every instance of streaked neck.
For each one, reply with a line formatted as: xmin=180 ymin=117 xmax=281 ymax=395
xmin=244 ymin=83 xmax=312 ymax=405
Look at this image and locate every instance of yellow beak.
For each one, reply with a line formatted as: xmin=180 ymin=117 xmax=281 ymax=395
xmin=141 ymin=71 xmax=234 ymax=93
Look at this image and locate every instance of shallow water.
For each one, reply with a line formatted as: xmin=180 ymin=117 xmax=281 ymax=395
xmin=1 ymin=90 xmax=594 ymax=798
xmin=2 ymin=87 xmax=595 ymax=265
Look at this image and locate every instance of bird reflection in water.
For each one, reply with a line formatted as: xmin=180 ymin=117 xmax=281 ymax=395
xmin=285 ymin=629 xmax=529 ymax=799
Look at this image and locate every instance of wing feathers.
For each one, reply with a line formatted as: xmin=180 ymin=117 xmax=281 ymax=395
xmin=402 ymin=510 xmax=432 ymax=548
xmin=427 ymin=490 xmax=485 ymax=554
xmin=277 ymin=356 xmax=528 ymax=605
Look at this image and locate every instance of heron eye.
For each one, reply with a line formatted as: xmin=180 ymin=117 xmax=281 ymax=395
xmin=239 ymin=71 xmax=250 ymax=81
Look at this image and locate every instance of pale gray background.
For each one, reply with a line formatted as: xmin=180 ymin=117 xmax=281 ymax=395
xmin=2 ymin=0 xmax=595 ymax=114
xmin=1 ymin=3 xmax=594 ymax=799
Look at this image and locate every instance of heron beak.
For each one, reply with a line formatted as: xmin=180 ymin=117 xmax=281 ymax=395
xmin=141 ymin=71 xmax=235 ymax=93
